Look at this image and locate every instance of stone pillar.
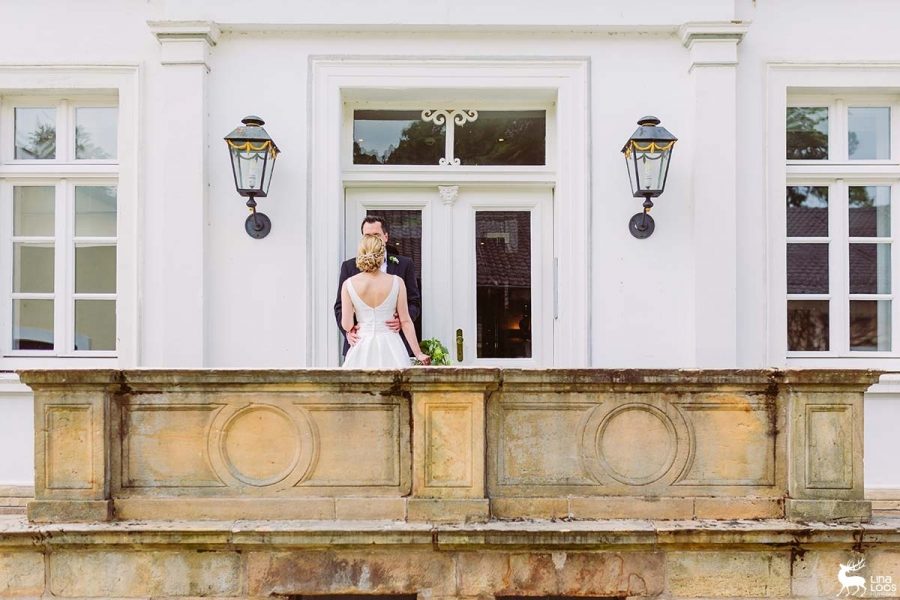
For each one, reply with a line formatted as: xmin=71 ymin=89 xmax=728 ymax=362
xmin=408 ymin=369 xmax=494 ymax=522
xmin=680 ymin=23 xmax=747 ymax=367
xmin=25 ymin=371 xmax=120 ymax=522
xmin=147 ymin=22 xmax=219 ymax=367
xmin=783 ymin=371 xmax=875 ymax=522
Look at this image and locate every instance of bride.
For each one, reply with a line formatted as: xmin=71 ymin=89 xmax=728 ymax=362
xmin=340 ymin=234 xmax=431 ymax=368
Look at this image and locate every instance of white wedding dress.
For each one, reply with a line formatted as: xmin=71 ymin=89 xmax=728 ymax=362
xmin=341 ymin=275 xmax=412 ymax=368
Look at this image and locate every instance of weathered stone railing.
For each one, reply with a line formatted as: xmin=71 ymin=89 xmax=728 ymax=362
xmin=19 ymin=369 xmax=878 ymax=523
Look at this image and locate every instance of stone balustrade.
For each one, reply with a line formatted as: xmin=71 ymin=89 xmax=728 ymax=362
xmin=19 ymin=368 xmax=879 ymax=523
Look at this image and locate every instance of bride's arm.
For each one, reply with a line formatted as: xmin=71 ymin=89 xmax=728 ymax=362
xmin=340 ymin=281 xmax=356 ymax=335
xmin=396 ymin=279 xmax=429 ymax=363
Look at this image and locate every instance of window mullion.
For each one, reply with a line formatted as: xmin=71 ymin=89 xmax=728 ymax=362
xmin=833 ymin=179 xmax=850 ymax=353
xmin=893 ymin=181 xmax=900 ymax=352
xmin=57 ymin=99 xmax=71 ymax=163
xmin=834 ymin=98 xmax=848 ymax=161
xmin=0 ymin=184 xmax=11 ymax=354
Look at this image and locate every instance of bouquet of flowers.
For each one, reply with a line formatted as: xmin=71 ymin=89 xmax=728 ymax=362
xmin=416 ymin=337 xmax=451 ymax=366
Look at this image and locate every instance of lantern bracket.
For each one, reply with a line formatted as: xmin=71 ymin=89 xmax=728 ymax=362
xmin=629 ymin=194 xmax=655 ymax=239
xmin=244 ymin=194 xmax=272 ymax=239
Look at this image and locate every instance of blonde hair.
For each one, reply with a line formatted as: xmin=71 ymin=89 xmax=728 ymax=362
xmin=356 ymin=234 xmax=386 ymax=273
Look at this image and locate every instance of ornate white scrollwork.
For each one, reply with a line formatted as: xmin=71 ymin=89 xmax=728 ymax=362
xmin=421 ymin=109 xmax=478 ymax=167
xmin=421 ymin=109 xmax=478 ymax=127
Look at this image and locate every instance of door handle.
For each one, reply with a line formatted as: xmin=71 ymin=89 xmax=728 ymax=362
xmin=456 ymin=328 xmax=464 ymax=362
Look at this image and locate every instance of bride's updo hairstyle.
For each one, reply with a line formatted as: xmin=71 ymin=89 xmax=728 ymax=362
xmin=356 ymin=234 xmax=386 ymax=273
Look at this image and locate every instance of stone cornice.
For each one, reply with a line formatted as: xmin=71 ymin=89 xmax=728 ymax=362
xmin=1 ymin=516 xmax=898 ymax=549
xmin=16 ymin=368 xmax=882 ymax=393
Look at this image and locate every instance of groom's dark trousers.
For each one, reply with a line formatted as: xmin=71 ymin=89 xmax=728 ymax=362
xmin=333 ymin=251 xmax=421 ymax=357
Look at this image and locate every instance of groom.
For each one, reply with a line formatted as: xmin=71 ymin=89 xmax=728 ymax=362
xmin=333 ymin=215 xmax=421 ymax=357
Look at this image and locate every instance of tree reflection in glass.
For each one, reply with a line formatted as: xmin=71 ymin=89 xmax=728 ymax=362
xmin=353 ymin=111 xmax=445 ymax=165
xmin=456 ymin=111 xmax=545 ymax=166
xmin=786 ymin=107 xmax=828 ymax=160
xmin=15 ymin=108 xmax=56 ymax=159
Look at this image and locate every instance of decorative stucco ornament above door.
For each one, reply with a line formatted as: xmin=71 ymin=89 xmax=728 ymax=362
xmin=420 ymin=109 xmax=479 ymax=166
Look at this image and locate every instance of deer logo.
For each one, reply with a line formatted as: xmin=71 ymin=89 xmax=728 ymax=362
xmin=837 ymin=557 xmax=867 ymax=597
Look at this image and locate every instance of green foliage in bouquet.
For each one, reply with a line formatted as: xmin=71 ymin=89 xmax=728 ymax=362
xmin=418 ymin=337 xmax=451 ymax=366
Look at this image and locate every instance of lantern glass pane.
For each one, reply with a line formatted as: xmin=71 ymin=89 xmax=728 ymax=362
xmin=625 ymin=153 xmax=640 ymax=196
xmin=231 ymin=148 xmax=268 ymax=194
xmin=632 ymin=148 xmax=670 ymax=195
xmin=262 ymin=151 xmax=277 ymax=196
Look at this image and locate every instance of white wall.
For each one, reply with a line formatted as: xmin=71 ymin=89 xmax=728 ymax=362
xmin=0 ymin=375 xmax=33 ymax=486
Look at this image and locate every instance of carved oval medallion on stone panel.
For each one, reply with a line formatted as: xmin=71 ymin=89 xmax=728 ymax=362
xmin=580 ymin=399 xmax=692 ymax=489
xmin=208 ymin=403 xmax=317 ymax=489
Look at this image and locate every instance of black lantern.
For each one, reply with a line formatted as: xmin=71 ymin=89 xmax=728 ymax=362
xmin=225 ymin=115 xmax=280 ymax=239
xmin=621 ymin=116 xmax=677 ymax=239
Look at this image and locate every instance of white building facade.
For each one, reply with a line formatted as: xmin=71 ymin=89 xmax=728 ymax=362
xmin=0 ymin=0 xmax=898 ymax=504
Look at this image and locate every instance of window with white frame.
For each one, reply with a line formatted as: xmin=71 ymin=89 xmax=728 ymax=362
xmin=786 ymin=96 xmax=900 ymax=355
xmin=1 ymin=97 xmax=118 ymax=355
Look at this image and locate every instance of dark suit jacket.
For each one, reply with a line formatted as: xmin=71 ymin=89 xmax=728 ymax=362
xmin=334 ymin=251 xmax=421 ymax=356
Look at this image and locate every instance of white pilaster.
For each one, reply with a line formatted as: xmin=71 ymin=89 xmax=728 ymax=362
xmin=681 ymin=22 xmax=748 ymax=367
xmin=148 ymin=21 xmax=219 ymax=367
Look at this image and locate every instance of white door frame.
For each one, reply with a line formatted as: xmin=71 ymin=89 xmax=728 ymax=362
xmin=345 ymin=186 xmax=553 ymax=367
xmin=308 ymin=57 xmax=591 ymax=367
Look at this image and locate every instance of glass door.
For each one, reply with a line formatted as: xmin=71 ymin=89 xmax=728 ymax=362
xmin=344 ymin=186 xmax=553 ymax=366
xmin=452 ymin=188 xmax=552 ymax=366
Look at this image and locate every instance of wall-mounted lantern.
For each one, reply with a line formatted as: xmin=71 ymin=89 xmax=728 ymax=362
xmin=225 ymin=115 xmax=280 ymax=239
xmin=621 ymin=116 xmax=677 ymax=239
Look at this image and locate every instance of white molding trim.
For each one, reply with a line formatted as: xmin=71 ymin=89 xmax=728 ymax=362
xmin=0 ymin=65 xmax=141 ymax=370
xmin=679 ymin=22 xmax=749 ymax=70
xmin=308 ymin=56 xmax=591 ymax=367
xmin=766 ymin=63 xmax=900 ymax=368
xmin=148 ymin=21 xmax=219 ymax=68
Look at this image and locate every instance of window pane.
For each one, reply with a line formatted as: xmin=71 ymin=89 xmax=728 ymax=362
xmin=456 ymin=110 xmax=546 ymax=166
xmin=787 ymin=243 xmax=829 ymax=293
xmin=787 ymin=186 xmax=828 ymax=237
xmin=786 ymin=107 xmax=828 ymax=160
xmin=13 ymin=243 xmax=54 ymax=293
xmin=365 ymin=209 xmax=423 ymax=343
xmin=353 ymin=110 xmax=445 ymax=165
xmin=13 ymin=186 xmax=55 ymax=236
xmin=75 ymin=186 xmax=117 ymax=237
xmin=847 ymin=185 xmax=891 ymax=238
xmin=849 ymin=107 xmax=890 ymax=160
xmin=75 ymin=107 xmax=117 ymax=159
xmin=476 ymin=211 xmax=532 ymax=359
xmin=75 ymin=245 xmax=116 ymax=293
xmin=74 ymin=300 xmax=115 ymax=351
xmin=12 ymin=299 xmax=54 ymax=350
xmin=849 ymin=243 xmax=891 ymax=294
xmin=15 ymin=107 xmax=56 ymax=159
xmin=788 ymin=300 xmax=829 ymax=351
xmin=850 ymin=300 xmax=891 ymax=351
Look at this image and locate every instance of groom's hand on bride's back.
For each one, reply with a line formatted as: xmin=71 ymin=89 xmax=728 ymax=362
xmin=385 ymin=313 xmax=401 ymax=332
xmin=347 ymin=325 xmax=360 ymax=346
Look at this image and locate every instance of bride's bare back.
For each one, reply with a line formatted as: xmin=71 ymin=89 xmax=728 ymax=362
xmin=348 ymin=271 xmax=395 ymax=308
